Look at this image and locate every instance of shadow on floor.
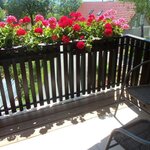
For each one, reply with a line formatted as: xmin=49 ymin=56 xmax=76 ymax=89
xmin=87 ymin=113 xmax=149 ymax=150
xmin=0 ymin=90 xmax=149 ymax=147
xmin=0 ymin=101 xmax=117 ymax=145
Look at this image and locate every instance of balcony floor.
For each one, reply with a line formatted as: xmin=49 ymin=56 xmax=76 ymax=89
xmin=0 ymin=90 xmax=149 ymax=150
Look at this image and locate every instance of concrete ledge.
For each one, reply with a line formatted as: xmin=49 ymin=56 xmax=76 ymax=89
xmin=0 ymin=90 xmax=119 ymax=140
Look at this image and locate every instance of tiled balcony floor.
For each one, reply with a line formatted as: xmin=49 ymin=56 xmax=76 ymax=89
xmin=0 ymin=91 xmax=149 ymax=150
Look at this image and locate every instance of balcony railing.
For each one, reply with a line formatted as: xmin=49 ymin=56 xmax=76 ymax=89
xmin=0 ymin=35 xmax=150 ymax=116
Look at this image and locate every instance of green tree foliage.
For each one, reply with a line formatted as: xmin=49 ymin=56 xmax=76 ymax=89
xmin=47 ymin=0 xmax=82 ymax=18
xmin=0 ymin=8 xmax=5 ymax=20
xmin=56 ymin=0 xmax=82 ymax=16
xmin=119 ymin=0 xmax=150 ymax=23
xmin=0 ymin=0 xmax=5 ymax=9
xmin=5 ymin=0 xmax=50 ymax=24
xmin=5 ymin=0 xmax=82 ymax=22
xmin=0 ymin=0 xmax=5 ymax=20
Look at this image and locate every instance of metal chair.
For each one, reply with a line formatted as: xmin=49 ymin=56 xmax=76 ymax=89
xmin=114 ymin=60 xmax=150 ymax=116
xmin=105 ymin=119 xmax=150 ymax=150
xmin=105 ymin=60 xmax=150 ymax=149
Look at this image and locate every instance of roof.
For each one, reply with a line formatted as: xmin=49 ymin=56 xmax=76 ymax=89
xmin=77 ymin=2 xmax=136 ymax=23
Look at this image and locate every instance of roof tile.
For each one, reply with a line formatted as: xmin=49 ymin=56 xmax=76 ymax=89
xmin=77 ymin=2 xmax=136 ymax=23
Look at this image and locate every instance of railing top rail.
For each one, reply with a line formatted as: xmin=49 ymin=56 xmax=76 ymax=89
xmin=123 ymin=34 xmax=150 ymax=42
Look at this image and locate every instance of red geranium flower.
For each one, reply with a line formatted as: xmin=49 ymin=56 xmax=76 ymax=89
xmin=70 ymin=12 xmax=82 ymax=18
xmin=73 ymin=24 xmax=81 ymax=31
xmin=35 ymin=14 xmax=44 ymax=22
xmin=16 ymin=28 xmax=27 ymax=36
xmin=0 ymin=22 xmax=6 ymax=28
xmin=34 ymin=27 xmax=43 ymax=34
xmin=23 ymin=16 xmax=31 ymax=23
xmin=58 ymin=16 xmax=73 ymax=28
xmin=49 ymin=17 xmax=57 ymax=29
xmin=62 ymin=35 xmax=70 ymax=43
xmin=88 ymin=14 xmax=95 ymax=23
xmin=104 ymin=23 xmax=112 ymax=29
xmin=76 ymin=41 xmax=85 ymax=50
xmin=52 ymin=35 xmax=58 ymax=41
xmin=80 ymin=35 xmax=84 ymax=40
xmin=104 ymin=28 xmax=113 ymax=37
xmin=42 ymin=20 xmax=49 ymax=27
xmin=6 ymin=15 xmax=17 ymax=24
xmin=19 ymin=19 xmax=23 ymax=24
xmin=78 ymin=17 xmax=86 ymax=22
xmin=13 ymin=24 xmax=20 ymax=27
xmin=69 ymin=12 xmax=86 ymax=22
xmin=86 ymin=22 xmax=91 ymax=26
xmin=70 ymin=12 xmax=82 ymax=21
xmin=98 ymin=15 xmax=104 ymax=21
xmin=49 ymin=23 xmax=56 ymax=29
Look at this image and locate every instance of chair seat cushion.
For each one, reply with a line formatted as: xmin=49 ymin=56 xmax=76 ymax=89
xmin=127 ymin=85 xmax=150 ymax=104
xmin=114 ymin=120 xmax=150 ymax=150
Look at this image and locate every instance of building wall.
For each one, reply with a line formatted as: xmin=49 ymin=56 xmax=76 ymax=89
xmin=125 ymin=15 xmax=150 ymax=38
xmin=125 ymin=26 xmax=150 ymax=38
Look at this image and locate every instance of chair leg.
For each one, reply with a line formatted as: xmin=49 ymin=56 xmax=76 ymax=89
xmin=105 ymin=134 xmax=113 ymax=150
xmin=114 ymin=90 xmax=124 ymax=117
xmin=114 ymin=102 xmax=120 ymax=117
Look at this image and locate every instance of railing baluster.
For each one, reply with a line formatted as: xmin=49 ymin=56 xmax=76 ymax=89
xmin=87 ymin=52 xmax=92 ymax=94
xmin=91 ymin=51 xmax=97 ymax=92
xmin=117 ymin=37 xmax=124 ymax=85
xmin=111 ymin=39 xmax=119 ymax=87
xmin=0 ymin=69 xmax=8 ymax=115
xmin=43 ymin=57 xmax=50 ymax=104
xmin=50 ymin=56 xmax=56 ymax=103
xmin=97 ymin=50 xmax=102 ymax=91
xmin=57 ymin=47 xmax=63 ymax=101
xmin=63 ymin=45 xmax=69 ymax=99
xmin=126 ymin=37 xmax=134 ymax=85
xmin=102 ymin=50 xmax=107 ymax=90
xmin=3 ymin=63 xmax=16 ymax=112
xmin=122 ymin=37 xmax=130 ymax=82
xmin=20 ymin=61 xmax=30 ymax=109
xmin=28 ymin=60 xmax=37 ymax=107
xmin=35 ymin=59 xmax=43 ymax=105
xmin=107 ymin=50 xmax=112 ymax=89
xmin=12 ymin=61 xmax=23 ymax=111
xmin=76 ymin=50 xmax=80 ymax=96
xmin=131 ymin=39 xmax=143 ymax=85
xmin=81 ymin=52 xmax=85 ymax=94
xmin=69 ymin=50 xmax=74 ymax=98
xmin=140 ymin=41 xmax=150 ymax=84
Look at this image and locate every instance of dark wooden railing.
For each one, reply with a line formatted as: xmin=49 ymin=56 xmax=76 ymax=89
xmin=0 ymin=35 xmax=150 ymax=116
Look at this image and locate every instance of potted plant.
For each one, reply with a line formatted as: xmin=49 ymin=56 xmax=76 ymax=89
xmin=0 ymin=9 xmax=129 ymax=53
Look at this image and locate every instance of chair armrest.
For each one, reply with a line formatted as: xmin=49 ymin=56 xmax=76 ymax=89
xmin=112 ymin=128 xmax=150 ymax=145
xmin=120 ymin=60 xmax=150 ymax=97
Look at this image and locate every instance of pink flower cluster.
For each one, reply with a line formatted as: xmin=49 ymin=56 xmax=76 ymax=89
xmin=113 ymin=18 xmax=129 ymax=29
xmin=49 ymin=17 xmax=57 ymax=29
xmin=35 ymin=14 xmax=44 ymax=22
xmin=19 ymin=16 xmax=31 ymax=24
xmin=6 ymin=15 xmax=17 ymax=24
